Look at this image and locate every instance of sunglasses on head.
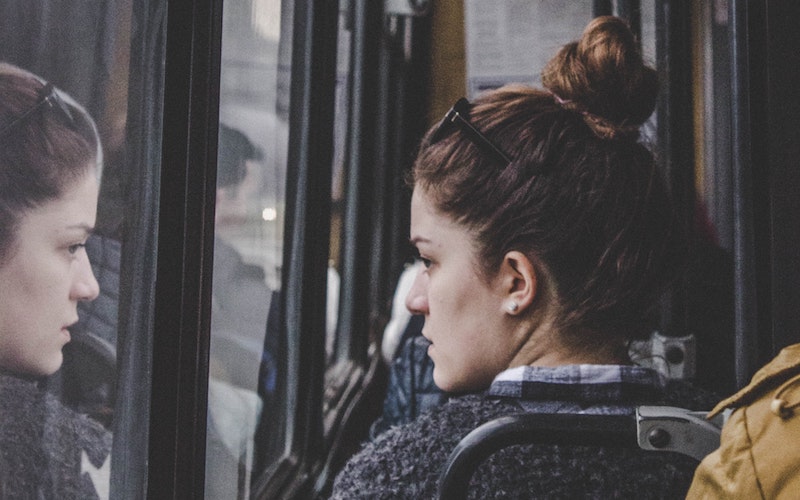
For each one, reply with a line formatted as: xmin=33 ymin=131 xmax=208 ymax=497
xmin=0 ymin=82 xmax=75 ymax=138
xmin=429 ymin=97 xmax=512 ymax=167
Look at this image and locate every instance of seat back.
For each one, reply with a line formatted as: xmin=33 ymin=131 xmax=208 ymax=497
xmin=437 ymin=407 xmax=723 ymax=500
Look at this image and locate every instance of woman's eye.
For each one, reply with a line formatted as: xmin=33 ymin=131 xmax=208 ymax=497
xmin=411 ymin=246 xmax=432 ymax=269
xmin=68 ymin=243 xmax=86 ymax=255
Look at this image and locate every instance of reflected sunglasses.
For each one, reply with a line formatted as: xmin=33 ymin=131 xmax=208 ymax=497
xmin=429 ymin=97 xmax=512 ymax=167
xmin=0 ymin=82 xmax=75 ymax=138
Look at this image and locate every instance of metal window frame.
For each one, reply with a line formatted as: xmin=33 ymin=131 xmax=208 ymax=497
xmin=146 ymin=0 xmax=223 ymax=496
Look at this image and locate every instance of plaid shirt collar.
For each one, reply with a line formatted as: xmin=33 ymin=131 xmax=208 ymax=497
xmin=487 ymin=364 xmax=667 ymax=413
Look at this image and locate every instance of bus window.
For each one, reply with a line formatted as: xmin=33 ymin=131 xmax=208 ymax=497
xmin=206 ymin=0 xmax=291 ymax=496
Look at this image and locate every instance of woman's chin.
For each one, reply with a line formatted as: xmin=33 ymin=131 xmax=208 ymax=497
xmin=37 ymin=354 xmax=64 ymax=377
xmin=432 ymin=370 xmax=458 ymax=393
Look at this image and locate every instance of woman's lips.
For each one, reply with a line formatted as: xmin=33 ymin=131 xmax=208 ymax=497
xmin=420 ymin=335 xmax=433 ymax=355
xmin=61 ymin=320 xmax=77 ymax=342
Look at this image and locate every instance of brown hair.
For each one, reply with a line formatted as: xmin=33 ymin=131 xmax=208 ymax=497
xmin=0 ymin=64 xmax=99 ymax=262
xmin=412 ymin=17 xmax=679 ymax=342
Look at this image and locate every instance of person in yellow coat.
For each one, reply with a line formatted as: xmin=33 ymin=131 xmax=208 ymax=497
xmin=687 ymin=343 xmax=800 ymax=499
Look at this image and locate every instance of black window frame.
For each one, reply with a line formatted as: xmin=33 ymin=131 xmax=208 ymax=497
xmin=146 ymin=0 xmax=223 ymax=496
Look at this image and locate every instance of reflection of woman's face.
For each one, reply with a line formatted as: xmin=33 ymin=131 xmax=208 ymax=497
xmin=0 ymin=169 xmax=100 ymax=376
xmin=406 ymin=188 xmax=514 ymax=393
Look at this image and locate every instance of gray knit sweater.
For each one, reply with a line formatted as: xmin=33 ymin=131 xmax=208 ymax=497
xmin=0 ymin=374 xmax=112 ymax=498
xmin=331 ymin=367 xmax=719 ymax=499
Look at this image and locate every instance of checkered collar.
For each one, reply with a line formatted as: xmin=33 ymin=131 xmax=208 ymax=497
xmin=487 ymin=364 xmax=667 ymax=408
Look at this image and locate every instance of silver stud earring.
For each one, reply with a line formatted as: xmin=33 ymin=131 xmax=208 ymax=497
xmin=507 ymin=302 xmax=519 ymax=313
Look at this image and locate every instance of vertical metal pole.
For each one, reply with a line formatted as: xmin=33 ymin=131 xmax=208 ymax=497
xmin=655 ymin=0 xmax=694 ymax=339
xmin=729 ymin=0 xmax=757 ymax=387
xmin=338 ymin=0 xmax=382 ymax=361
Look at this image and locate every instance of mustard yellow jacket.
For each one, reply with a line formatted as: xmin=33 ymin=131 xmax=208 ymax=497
xmin=687 ymin=343 xmax=800 ymax=499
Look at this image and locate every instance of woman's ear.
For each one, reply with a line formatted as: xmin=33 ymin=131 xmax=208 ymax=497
xmin=499 ymin=251 xmax=537 ymax=315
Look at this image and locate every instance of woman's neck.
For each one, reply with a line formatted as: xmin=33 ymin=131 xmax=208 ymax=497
xmin=508 ymin=319 xmax=631 ymax=368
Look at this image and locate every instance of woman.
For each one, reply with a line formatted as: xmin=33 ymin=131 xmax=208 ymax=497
xmin=332 ymin=17 xmax=718 ymax=499
xmin=0 ymin=62 xmax=111 ymax=498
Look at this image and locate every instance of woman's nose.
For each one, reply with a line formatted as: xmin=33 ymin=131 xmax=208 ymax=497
xmin=71 ymin=254 xmax=100 ymax=302
xmin=405 ymin=266 xmax=428 ymax=315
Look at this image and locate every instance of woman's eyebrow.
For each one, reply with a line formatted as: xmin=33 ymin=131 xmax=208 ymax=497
xmin=65 ymin=223 xmax=95 ymax=234
xmin=409 ymin=236 xmax=431 ymax=246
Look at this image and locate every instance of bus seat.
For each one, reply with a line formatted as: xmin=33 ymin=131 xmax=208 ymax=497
xmin=46 ymin=329 xmax=117 ymax=429
xmin=635 ymin=405 xmax=725 ymax=461
xmin=437 ymin=406 xmax=724 ymax=500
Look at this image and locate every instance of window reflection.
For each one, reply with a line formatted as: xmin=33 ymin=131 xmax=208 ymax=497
xmin=0 ymin=1 xmax=136 ymax=497
xmin=0 ymin=63 xmax=112 ymax=499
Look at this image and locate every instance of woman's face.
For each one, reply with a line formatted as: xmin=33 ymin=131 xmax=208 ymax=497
xmin=0 ymin=169 xmax=100 ymax=376
xmin=406 ymin=187 xmax=515 ymax=393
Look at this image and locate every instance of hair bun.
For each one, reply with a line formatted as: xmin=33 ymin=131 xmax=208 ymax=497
xmin=542 ymin=16 xmax=657 ymax=133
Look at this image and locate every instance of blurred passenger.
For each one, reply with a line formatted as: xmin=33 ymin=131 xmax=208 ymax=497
xmin=210 ymin=123 xmax=271 ymax=392
xmin=380 ymin=261 xmax=424 ymax=365
xmin=372 ymin=261 xmax=446 ymax=438
xmin=331 ymin=17 xmax=718 ymax=498
xmin=206 ymin=123 xmax=270 ymax=499
xmin=0 ymin=62 xmax=111 ymax=498
xmin=687 ymin=343 xmax=800 ymax=499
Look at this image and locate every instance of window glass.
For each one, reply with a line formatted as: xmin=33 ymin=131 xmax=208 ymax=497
xmin=0 ymin=0 xmax=149 ymax=497
xmin=640 ymin=0 xmax=657 ymax=65
xmin=206 ymin=0 xmax=290 ymax=496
